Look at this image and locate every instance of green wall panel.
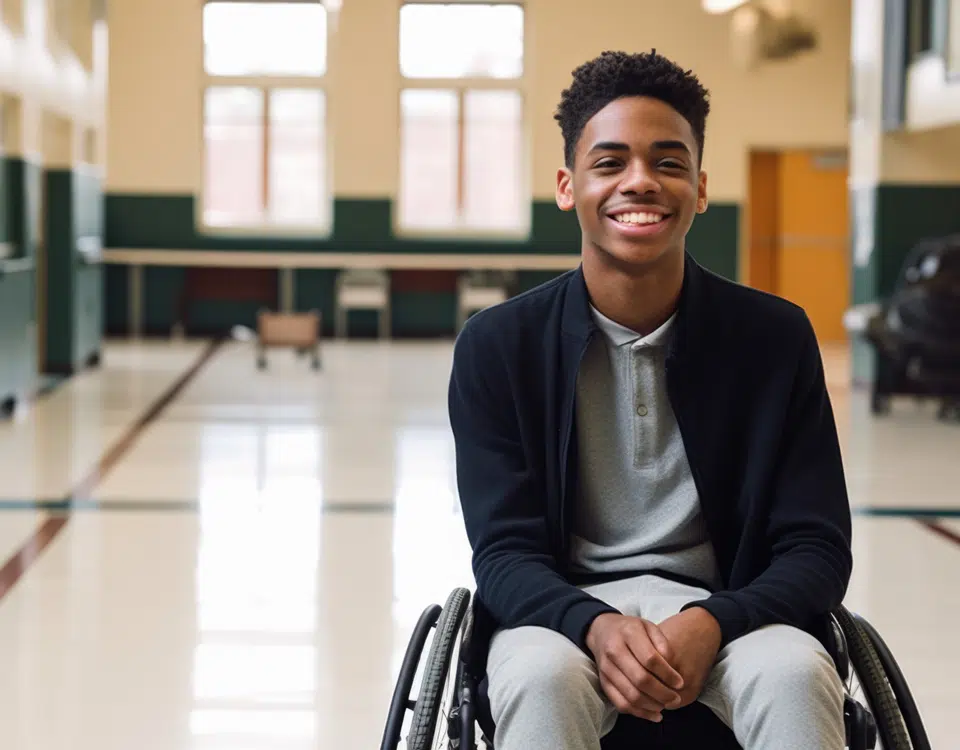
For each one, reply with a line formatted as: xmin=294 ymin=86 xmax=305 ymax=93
xmin=44 ymin=170 xmax=74 ymax=371
xmin=7 ymin=158 xmax=43 ymax=261
xmin=850 ymin=183 xmax=960 ymax=383
xmin=43 ymin=168 xmax=104 ymax=374
xmin=0 ymin=267 xmax=36 ymax=406
xmin=0 ymin=157 xmax=41 ymax=406
xmin=104 ymin=194 xmax=740 ymax=336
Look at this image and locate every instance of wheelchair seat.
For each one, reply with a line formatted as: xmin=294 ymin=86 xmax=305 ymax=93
xmin=380 ymin=588 xmax=930 ymax=750
xmin=474 ymin=672 xmax=741 ymax=749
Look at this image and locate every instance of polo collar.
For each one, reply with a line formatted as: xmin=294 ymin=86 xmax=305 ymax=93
xmin=562 ymin=252 xmax=704 ymax=366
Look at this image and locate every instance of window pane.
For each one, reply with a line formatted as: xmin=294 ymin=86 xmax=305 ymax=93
xmin=399 ymin=90 xmax=459 ymax=229
xmin=268 ymin=89 xmax=328 ymax=226
xmin=399 ymin=4 xmax=523 ymax=79
xmin=204 ymin=2 xmax=327 ymax=76
xmin=463 ymin=90 xmax=524 ymax=231
xmin=203 ymin=87 xmax=264 ymax=226
xmin=949 ymin=0 xmax=960 ymax=73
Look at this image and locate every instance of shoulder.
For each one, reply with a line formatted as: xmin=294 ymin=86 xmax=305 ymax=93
xmin=699 ymin=266 xmax=816 ymax=352
xmin=449 ymin=270 xmax=572 ymax=412
xmin=454 ymin=268 xmax=574 ymax=355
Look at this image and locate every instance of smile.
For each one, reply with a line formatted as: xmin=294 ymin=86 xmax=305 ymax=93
xmin=606 ymin=211 xmax=673 ymax=237
xmin=610 ymin=211 xmax=670 ymax=226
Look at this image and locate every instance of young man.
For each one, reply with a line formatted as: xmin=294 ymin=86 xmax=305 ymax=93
xmin=447 ymin=50 xmax=853 ymax=749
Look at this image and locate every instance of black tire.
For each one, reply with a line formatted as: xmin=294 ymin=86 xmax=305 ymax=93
xmin=871 ymin=392 xmax=891 ymax=415
xmin=834 ymin=607 xmax=911 ymax=750
xmin=855 ymin=613 xmax=932 ymax=750
xmin=379 ymin=604 xmax=443 ymax=750
xmin=406 ymin=588 xmax=472 ymax=750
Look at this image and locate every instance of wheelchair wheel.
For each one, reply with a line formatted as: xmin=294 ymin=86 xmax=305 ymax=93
xmin=834 ymin=607 xmax=911 ymax=749
xmin=380 ymin=603 xmax=443 ymax=750
xmin=854 ymin=613 xmax=932 ymax=750
xmin=406 ymin=587 xmax=472 ymax=750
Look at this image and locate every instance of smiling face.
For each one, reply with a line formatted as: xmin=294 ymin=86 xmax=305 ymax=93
xmin=556 ymin=95 xmax=708 ymax=272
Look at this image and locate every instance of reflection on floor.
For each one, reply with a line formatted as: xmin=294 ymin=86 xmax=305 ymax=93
xmin=0 ymin=338 xmax=956 ymax=749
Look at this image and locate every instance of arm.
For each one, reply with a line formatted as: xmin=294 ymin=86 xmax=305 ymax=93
xmin=682 ymin=316 xmax=853 ymax=648
xmin=448 ymin=323 xmax=618 ymax=652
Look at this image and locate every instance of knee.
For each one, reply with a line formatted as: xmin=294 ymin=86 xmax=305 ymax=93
xmin=488 ymin=628 xmax=599 ymax=707
xmin=751 ymin=630 xmax=843 ymax=702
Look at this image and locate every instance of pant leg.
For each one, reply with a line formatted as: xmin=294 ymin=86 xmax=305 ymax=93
xmin=697 ymin=623 xmax=846 ymax=750
xmin=485 ymin=575 xmax=656 ymax=750
xmin=485 ymin=625 xmax=618 ymax=750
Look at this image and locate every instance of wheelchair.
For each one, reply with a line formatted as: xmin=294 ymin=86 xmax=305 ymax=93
xmin=380 ymin=588 xmax=931 ymax=750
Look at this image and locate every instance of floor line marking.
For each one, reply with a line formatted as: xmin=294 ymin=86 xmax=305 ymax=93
xmin=0 ymin=498 xmax=398 ymax=514
xmin=852 ymin=507 xmax=960 ymax=518
xmin=0 ymin=339 xmax=223 ymax=604
xmin=918 ymin=520 xmax=960 ymax=549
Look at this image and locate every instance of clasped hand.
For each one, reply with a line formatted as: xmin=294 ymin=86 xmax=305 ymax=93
xmin=584 ymin=607 xmax=723 ymax=724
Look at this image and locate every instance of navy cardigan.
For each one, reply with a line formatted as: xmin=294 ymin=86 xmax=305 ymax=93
xmin=448 ymin=254 xmax=852 ymax=660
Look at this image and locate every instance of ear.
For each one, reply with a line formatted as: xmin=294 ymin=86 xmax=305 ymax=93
xmin=556 ymin=167 xmax=575 ymax=212
xmin=696 ymin=170 xmax=708 ymax=214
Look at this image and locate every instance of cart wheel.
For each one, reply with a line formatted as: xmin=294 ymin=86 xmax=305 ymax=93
xmin=257 ymin=354 xmax=267 ymax=370
xmin=311 ymin=355 xmax=321 ymax=371
xmin=938 ymin=400 xmax=960 ymax=422
xmin=871 ymin=393 xmax=891 ymax=415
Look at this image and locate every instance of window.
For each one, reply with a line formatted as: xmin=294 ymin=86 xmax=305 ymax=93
xmin=908 ymin=0 xmax=934 ymax=60
xmin=949 ymin=0 xmax=960 ymax=73
xmin=398 ymin=3 xmax=528 ymax=235
xmin=201 ymin=2 xmax=330 ymax=231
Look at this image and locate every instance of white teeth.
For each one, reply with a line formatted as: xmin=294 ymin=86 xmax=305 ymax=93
xmin=613 ymin=212 xmax=665 ymax=225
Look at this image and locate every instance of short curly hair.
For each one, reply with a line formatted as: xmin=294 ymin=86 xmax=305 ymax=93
xmin=554 ymin=50 xmax=710 ymax=168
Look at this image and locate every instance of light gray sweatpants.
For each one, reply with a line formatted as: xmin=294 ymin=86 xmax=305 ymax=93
xmin=486 ymin=575 xmax=845 ymax=750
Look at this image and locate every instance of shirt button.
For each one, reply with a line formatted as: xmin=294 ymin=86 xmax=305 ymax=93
xmin=637 ymin=404 xmax=648 ymax=417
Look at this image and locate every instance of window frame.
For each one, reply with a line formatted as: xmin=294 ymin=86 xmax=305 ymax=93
xmin=394 ymin=2 xmax=531 ymax=240
xmin=198 ymin=0 xmax=333 ymax=237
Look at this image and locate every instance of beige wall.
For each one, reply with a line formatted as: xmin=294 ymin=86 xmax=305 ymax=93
xmin=882 ymin=124 xmax=960 ymax=183
xmin=0 ymin=0 xmax=104 ymax=162
xmin=850 ymin=0 xmax=960 ymax=186
xmin=107 ymin=0 xmax=201 ymax=192
xmin=905 ymin=55 xmax=960 ymax=133
xmin=108 ymin=0 xmax=852 ymax=203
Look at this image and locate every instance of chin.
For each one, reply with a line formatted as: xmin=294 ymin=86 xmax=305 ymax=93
xmin=595 ymin=240 xmax=679 ymax=270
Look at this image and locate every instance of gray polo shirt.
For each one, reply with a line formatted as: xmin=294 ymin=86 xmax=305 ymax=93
xmin=569 ymin=305 xmax=722 ymax=591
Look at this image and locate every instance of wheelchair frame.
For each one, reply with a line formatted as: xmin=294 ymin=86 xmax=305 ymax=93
xmin=381 ymin=588 xmax=931 ymax=750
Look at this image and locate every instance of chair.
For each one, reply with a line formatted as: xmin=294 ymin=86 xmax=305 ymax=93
xmin=456 ymin=271 xmax=514 ymax=332
xmin=335 ymin=268 xmax=391 ymax=339
xmin=380 ymin=588 xmax=931 ymax=750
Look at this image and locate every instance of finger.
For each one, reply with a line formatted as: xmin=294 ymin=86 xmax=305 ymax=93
xmin=625 ymin=626 xmax=685 ymax=693
xmin=613 ymin=654 xmax=683 ymax=709
xmin=607 ymin=638 xmax=680 ymax=705
xmin=600 ymin=660 xmax=669 ymax=715
xmin=642 ymin=620 xmax=674 ymax=662
xmin=600 ymin=670 xmax=663 ymax=723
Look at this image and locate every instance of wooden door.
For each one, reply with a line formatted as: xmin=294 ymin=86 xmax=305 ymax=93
xmin=775 ymin=150 xmax=850 ymax=344
xmin=745 ymin=151 xmax=780 ymax=295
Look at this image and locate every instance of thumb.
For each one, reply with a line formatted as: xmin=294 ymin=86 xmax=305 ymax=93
xmin=642 ymin=619 xmax=675 ymax=662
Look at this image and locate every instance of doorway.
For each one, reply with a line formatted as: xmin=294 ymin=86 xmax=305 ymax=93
xmin=745 ymin=149 xmax=850 ymax=344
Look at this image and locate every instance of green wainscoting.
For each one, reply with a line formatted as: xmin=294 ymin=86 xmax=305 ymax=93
xmin=43 ymin=167 xmax=104 ymax=375
xmin=104 ymin=194 xmax=741 ymax=337
xmin=0 ymin=157 xmax=41 ymax=409
xmin=850 ymin=183 xmax=960 ymax=383
xmin=0 ymin=264 xmax=35 ymax=409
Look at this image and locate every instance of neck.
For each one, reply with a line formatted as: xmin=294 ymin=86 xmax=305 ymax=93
xmin=581 ymin=247 xmax=685 ymax=336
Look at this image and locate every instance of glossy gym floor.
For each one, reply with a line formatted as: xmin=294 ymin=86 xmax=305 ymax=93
xmin=0 ymin=338 xmax=957 ymax=749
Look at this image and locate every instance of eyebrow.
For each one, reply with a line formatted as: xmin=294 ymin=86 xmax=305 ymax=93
xmin=587 ymin=139 xmax=692 ymax=155
xmin=652 ymin=140 xmax=692 ymax=155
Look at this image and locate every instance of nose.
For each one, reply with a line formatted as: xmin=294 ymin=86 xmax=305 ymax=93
xmin=619 ymin=159 xmax=661 ymax=195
